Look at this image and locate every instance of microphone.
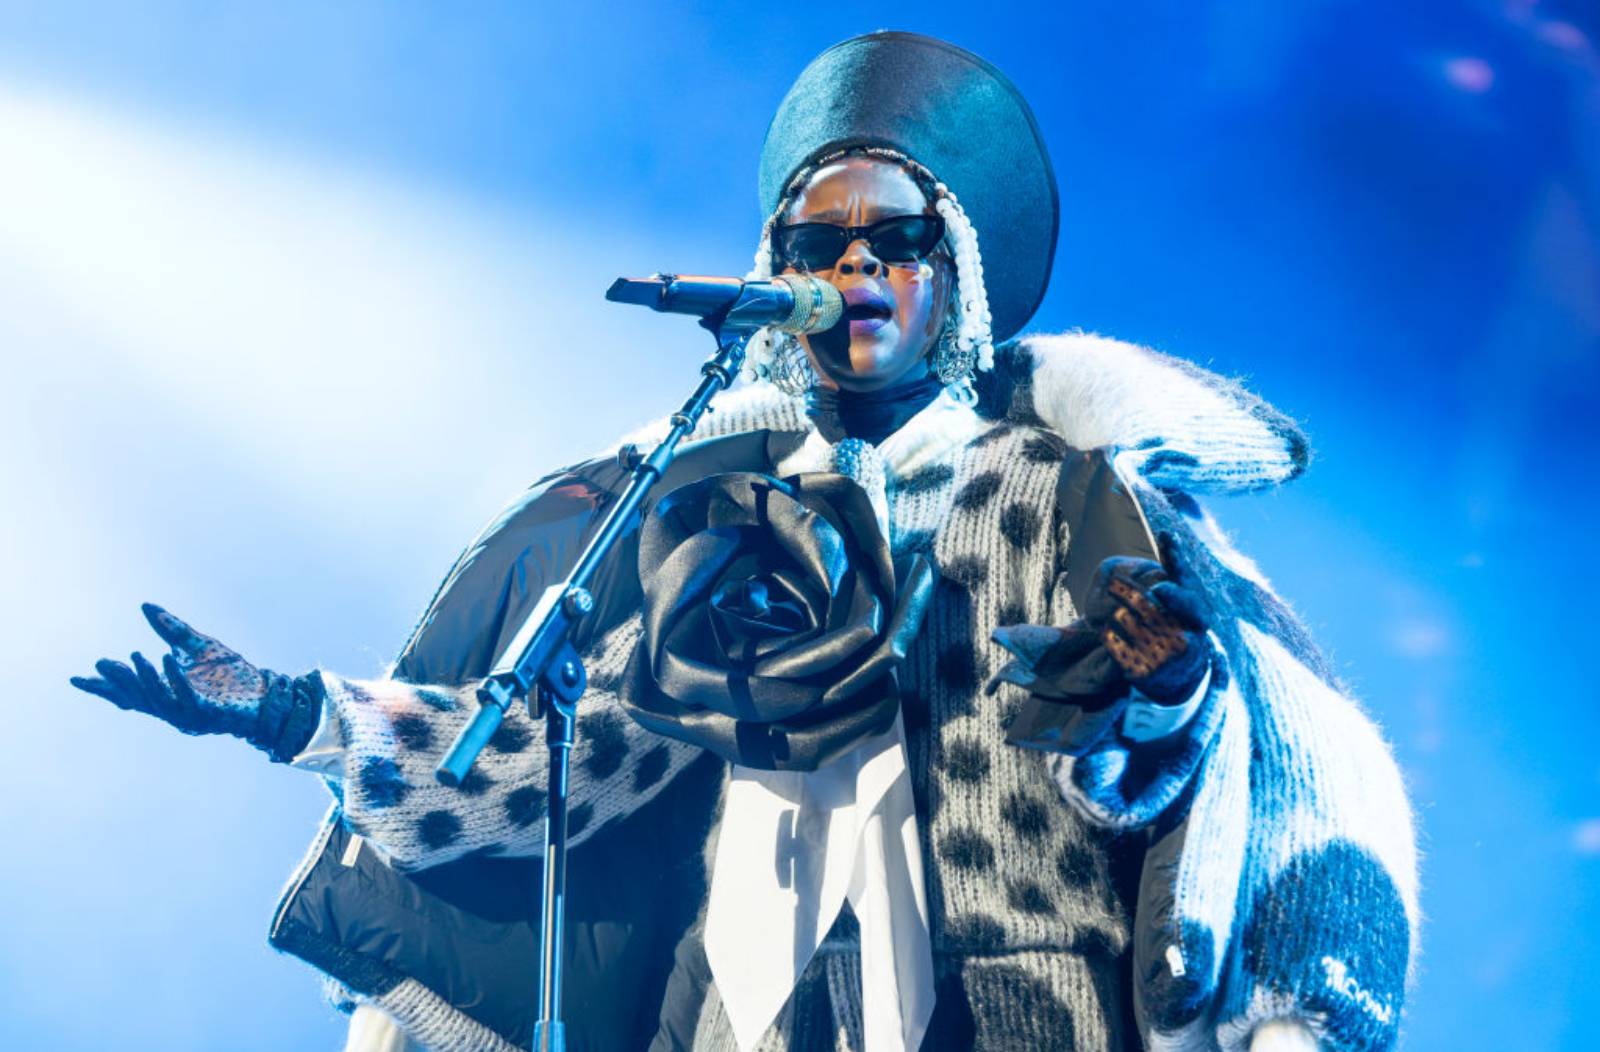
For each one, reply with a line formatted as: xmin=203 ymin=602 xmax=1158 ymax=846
xmin=606 ymin=273 xmax=843 ymax=334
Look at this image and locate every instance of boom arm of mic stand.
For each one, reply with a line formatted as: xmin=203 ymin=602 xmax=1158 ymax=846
xmin=434 ymin=325 xmax=749 ymax=784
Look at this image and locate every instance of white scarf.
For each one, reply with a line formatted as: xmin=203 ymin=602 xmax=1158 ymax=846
xmin=704 ymin=388 xmax=988 ymax=1051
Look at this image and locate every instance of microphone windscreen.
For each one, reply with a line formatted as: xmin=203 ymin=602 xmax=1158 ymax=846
xmin=773 ymin=275 xmax=843 ymax=334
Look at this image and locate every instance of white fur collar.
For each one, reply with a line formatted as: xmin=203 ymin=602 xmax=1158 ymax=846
xmin=614 ymin=330 xmax=1309 ymax=495
xmin=1016 ymin=331 xmax=1309 ymax=494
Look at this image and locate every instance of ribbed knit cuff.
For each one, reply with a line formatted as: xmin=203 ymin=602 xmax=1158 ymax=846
xmin=1056 ymin=644 xmax=1231 ymax=830
xmin=252 ymin=669 xmax=327 ymax=764
xmin=1122 ymin=663 xmax=1211 ymax=743
xmin=1216 ymin=998 xmax=1329 ymax=1052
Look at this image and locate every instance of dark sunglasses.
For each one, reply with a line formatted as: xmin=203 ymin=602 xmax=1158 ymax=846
xmin=773 ymin=214 xmax=947 ymax=272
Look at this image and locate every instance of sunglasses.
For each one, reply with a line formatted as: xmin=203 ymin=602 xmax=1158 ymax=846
xmin=773 ymin=214 xmax=947 ymax=273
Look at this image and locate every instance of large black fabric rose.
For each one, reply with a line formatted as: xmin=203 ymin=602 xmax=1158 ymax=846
xmin=619 ymin=471 xmax=934 ymax=771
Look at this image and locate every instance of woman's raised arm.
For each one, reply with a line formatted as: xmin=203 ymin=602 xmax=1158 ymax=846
xmin=72 ymin=603 xmax=705 ymax=870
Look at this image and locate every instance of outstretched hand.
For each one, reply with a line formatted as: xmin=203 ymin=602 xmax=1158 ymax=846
xmin=70 ymin=604 xmax=321 ymax=761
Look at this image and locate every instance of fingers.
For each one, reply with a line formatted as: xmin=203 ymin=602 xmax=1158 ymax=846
xmin=1102 ymin=629 xmax=1152 ymax=678
xmin=1149 ymin=580 xmax=1208 ymax=632
xmin=96 ymin=657 xmax=145 ymax=699
xmin=1107 ymin=579 xmax=1181 ymax=644
xmin=1087 ymin=543 xmax=1210 ymax=685
xmin=77 ymin=656 xmax=168 ymax=718
xmin=1103 ymin=576 xmax=1190 ymax=681
xmin=131 ymin=651 xmax=166 ymax=698
xmin=1094 ymin=556 xmax=1166 ymax=593
xmin=1107 ymin=600 xmax=1159 ymax=649
xmin=1103 ymin=621 xmax=1188 ymax=680
xmin=1107 ymin=576 xmax=1203 ymax=638
xmin=70 ymin=674 xmax=135 ymax=709
xmin=1108 ymin=576 xmax=1166 ymax=626
xmin=163 ymin=653 xmax=205 ymax=727
xmin=141 ymin=603 xmax=216 ymax=656
xmin=1105 ymin=635 xmax=1140 ymax=675
xmin=1157 ymin=531 xmax=1193 ymax=586
xmin=1104 ymin=607 xmax=1185 ymax=658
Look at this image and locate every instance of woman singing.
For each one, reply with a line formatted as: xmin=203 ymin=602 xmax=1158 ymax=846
xmin=74 ymin=31 xmax=1416 ymax=1052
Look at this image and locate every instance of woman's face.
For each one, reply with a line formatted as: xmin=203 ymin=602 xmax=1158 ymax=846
xmin=778 ymin=157 xmax=953 ymax=392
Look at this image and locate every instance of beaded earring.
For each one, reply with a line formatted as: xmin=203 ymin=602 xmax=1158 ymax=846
xmin=768 ymin=332 xmax=819 ymax=398
xmin=931 ymin=300 xmax=978 ymax=404
xmin=739 ymin=216 xmax=801 ymax=392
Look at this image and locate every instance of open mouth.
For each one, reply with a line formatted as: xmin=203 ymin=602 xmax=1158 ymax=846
xmin=839 ymin=286 xmax=893 ymax=325
xmin=843 ymin=302 xmax=893 ymax=322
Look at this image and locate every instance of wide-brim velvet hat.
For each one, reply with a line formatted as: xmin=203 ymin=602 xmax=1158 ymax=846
xmin=759 ymin=31 xmax=1058 ymax=343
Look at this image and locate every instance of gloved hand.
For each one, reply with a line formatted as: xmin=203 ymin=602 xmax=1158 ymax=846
xmin=70 ymin=603 xmax=324 ymax=763
xmin=1081 ymin=537 xmax=1213 ymax=705
xmin=991 ymin=533 xmax=1215 ymax=754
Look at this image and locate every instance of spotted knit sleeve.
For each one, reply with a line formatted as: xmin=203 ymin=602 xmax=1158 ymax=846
xmin=1071 ymin=494 xmax=1417 ymax=1051
xmin=315 ymin=613 xmax=704 ymax=872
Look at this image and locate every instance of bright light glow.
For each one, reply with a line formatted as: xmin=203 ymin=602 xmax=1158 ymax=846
xmin=1442 ymin=56 xmax=1494 ymax=94
xmin=0 ymin=82 xmax=714 ymax=1047
xmin=0 ymin=84 xmax=697 ymax=528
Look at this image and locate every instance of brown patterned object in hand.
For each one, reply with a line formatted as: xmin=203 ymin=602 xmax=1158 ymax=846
xmin=1102 ymin=576 xmax=1190 ymax=680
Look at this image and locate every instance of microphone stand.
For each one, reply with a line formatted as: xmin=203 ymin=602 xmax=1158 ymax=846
xmin=435 ymin=295 xmax=757 ymax=1052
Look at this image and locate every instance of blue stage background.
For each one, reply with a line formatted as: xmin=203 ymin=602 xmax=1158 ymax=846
xmin=1 ymin=3 xmax=1595 ymax=1048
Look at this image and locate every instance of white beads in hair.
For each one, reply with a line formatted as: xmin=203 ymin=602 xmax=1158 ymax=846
xmin=932 ymin=187 xmax=995 ymax=375
xmin=740 ymin=146 xmax=996 ymax=396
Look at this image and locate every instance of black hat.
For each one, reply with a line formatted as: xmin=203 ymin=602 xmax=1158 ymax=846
xmin=759 ymin=31 xmax=1058 ymax=342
